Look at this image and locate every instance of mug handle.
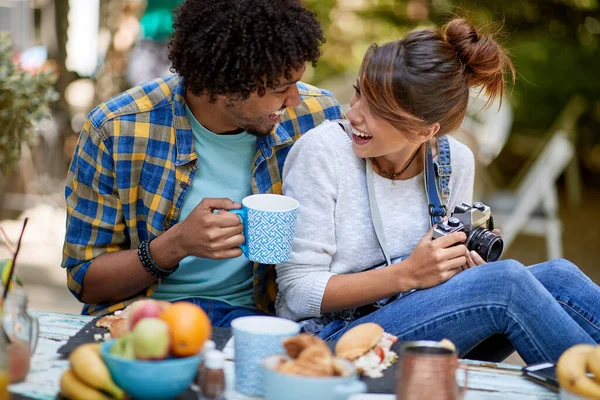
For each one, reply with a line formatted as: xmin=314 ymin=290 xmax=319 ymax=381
xmin=457 ymin=363 xmax=469 ymax=400
xmin=333 ymin=380 xmax=367 ymax=400
xmin=228 ymin=209 xmax=248 ymax=254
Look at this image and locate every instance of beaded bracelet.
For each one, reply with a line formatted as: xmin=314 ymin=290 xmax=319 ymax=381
xmin=137 ymin=236 xmax=178 ymax=279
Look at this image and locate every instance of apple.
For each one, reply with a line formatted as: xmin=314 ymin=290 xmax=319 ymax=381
xmin=129 ymin=300 xmax=164 ymax=329
xmin=131 ymin=318 xmax=170 ymax=360
xmin=110 ymin=333 xmax=135 ymax=360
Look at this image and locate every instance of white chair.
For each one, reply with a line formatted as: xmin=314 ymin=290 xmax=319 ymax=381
xmin=484 ymin=131 xmax=574 ymax=259
xmin=484 ymin=96 xmax=587 ymax=260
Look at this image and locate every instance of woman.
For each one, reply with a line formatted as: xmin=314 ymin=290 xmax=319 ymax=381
xmin=275 ymin=18 xmax=600 ymax=364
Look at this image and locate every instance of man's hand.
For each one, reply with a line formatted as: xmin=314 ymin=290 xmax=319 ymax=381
xmin=176 ymin=198 xmax=244 ymax=260
xmin=400 ymin=227 xmax=468 ymax=290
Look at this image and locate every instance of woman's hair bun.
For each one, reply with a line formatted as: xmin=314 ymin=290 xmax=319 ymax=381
xmin=443 ymin=18 xmax=515 ymax=103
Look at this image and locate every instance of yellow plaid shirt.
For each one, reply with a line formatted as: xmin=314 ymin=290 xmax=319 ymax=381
xmin=63 ymin=75 xmax=344 ymax=316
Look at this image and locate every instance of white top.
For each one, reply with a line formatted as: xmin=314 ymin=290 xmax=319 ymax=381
xmin=275 ymin=120 xmax=475 ymax=321
xmin=204 ymin=349 xmax=226 ymax=369
xmin=201 ymin=340 xmax=216 ymax=354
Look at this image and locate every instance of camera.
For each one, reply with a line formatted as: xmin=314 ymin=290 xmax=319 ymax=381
xmin=432 ymin=202 xmax=503 ymax=262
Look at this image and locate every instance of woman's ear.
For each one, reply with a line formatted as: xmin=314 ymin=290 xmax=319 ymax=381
xmin=417 ymin=122 xmax=440 ymax=142
xmin=428 ymin=122 xmax=441 ymax=138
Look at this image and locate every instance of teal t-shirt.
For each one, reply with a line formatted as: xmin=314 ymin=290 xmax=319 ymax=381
xmin=152 ymin=104 xmax=257 ymax=306
xmin=140 ymin=0 xmax=183 ymax=43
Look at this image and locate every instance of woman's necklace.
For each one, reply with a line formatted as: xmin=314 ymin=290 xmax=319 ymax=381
xmin=371 ymin=144 xmax=423 ymax=184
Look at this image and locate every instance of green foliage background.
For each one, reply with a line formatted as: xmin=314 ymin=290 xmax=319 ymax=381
xmin=303 ymin=0 xmax=600 ymax=165
xmin=0 ymin=33 xmax=58 ymax=174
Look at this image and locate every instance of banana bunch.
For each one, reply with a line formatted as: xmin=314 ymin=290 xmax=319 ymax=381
xmin=557 ymin=344 xmax=600 ymax=399
xmin=60 ymin=343 xmax=125 ymax=400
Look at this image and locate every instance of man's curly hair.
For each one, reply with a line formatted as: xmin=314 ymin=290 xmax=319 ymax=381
xmin=168 ymin=0 xmax=324 ymax=101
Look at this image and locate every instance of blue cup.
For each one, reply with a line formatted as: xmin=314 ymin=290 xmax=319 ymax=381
xmin=231 ymin=316 xmax=300 ymax=397
xmin=230 ymin=194 xmax=299 ymax=264
xmin=262 ymin=354 xmax=367 ymax=400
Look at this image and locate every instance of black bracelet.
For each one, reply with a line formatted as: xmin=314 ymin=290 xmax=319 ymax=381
xmin=137 ymin=236 xmax=178 ymax=279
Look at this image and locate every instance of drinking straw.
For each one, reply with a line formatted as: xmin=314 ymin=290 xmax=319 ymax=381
xmin=3 ymin=218 xmax=28 ymax=301
xmin=0 ymin=227 xmax=15 ymax=254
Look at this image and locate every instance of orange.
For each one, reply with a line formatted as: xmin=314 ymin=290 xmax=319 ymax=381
xmin=160 ymin=302 xmax=212 ymax=357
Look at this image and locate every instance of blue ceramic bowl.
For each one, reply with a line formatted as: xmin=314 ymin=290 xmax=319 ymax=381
xmin=262 ymin=354 xmax=367 ymax=400
xmin=101 ymin=340 xmax=201 ymax=400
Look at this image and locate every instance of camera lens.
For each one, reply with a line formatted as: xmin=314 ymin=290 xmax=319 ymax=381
xmin=467 ymin=228 xmax=504 ymax=262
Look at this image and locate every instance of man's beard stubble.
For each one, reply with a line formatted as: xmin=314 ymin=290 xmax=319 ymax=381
xmin=233 ymin=114 xmax=274 ymax=138
xmin=226 ymin=102 xmax=275 ymax=138
xmin=245 ymin=125 xmax=274 ymax=137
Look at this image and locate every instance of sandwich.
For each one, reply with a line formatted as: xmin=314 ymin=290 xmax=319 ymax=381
xmin=277 ymin=333 xmax=347 ymax=377
xmin=335 ymin=323 xmax=398 ymax=378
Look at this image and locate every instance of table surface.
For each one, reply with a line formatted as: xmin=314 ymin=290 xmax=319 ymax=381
xmin=8 ymin=310 xmax=560 ymax=400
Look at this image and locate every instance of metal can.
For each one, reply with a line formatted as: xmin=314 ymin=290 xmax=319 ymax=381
xmin=396 ymin=341 xmax=468 ymax=400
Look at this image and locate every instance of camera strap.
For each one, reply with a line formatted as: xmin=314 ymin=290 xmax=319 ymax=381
xmin=366 ymin=158 xmax=393 ymax=266
xmin=424 ymin=136 xmax=452 ymax=227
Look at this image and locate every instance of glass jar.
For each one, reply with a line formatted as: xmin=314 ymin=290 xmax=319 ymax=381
xmin=2 ymin=286 xmax=39 ymax=383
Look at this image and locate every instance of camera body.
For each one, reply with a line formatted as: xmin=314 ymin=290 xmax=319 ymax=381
xmin=432 ymin=202 xmax=503 ymax=262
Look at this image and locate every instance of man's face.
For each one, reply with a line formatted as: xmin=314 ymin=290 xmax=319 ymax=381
xmin=224 ymin=66 xmax=305 ymax=137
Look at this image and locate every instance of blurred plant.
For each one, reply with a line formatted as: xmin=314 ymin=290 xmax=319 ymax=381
xmin=0 ymin=33 xmax=59 ymax=174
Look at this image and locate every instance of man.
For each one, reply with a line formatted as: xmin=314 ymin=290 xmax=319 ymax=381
xmin=62 ymin=0 xmax=343 ymax=324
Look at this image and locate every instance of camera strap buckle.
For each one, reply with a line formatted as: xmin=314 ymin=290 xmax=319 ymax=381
xmin=429 ymin=204 xmax=447 ymax=226
xmin=429 ymin=204 xmax=447 ymax=216
xmin=434 ymin=163 xmax=452 ymax=177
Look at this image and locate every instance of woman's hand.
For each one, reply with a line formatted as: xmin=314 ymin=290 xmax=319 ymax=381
xmin=401 ymin=226 xmax=468 ymax=290
xmin=465 ymin=248 xmax=485 ymax=268
xmin=464 ymin=228 xmax=502 ymax=268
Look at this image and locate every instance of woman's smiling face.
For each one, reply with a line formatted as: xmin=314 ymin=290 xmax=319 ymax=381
xmin=346 ymin=82 xmax=416 ymax=160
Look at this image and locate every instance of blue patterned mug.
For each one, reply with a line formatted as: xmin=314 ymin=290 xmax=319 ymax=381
xmin=231 ymin=316 xmax=300 ymax=397
xmin=230 ymin=194 xmax=299 ymax=264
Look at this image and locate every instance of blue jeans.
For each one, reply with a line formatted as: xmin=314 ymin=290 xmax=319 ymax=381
xmin=179 ymin=298 xmax=268 ymax=328
xmin=315 ymin=259 xmax=600 ymax=364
